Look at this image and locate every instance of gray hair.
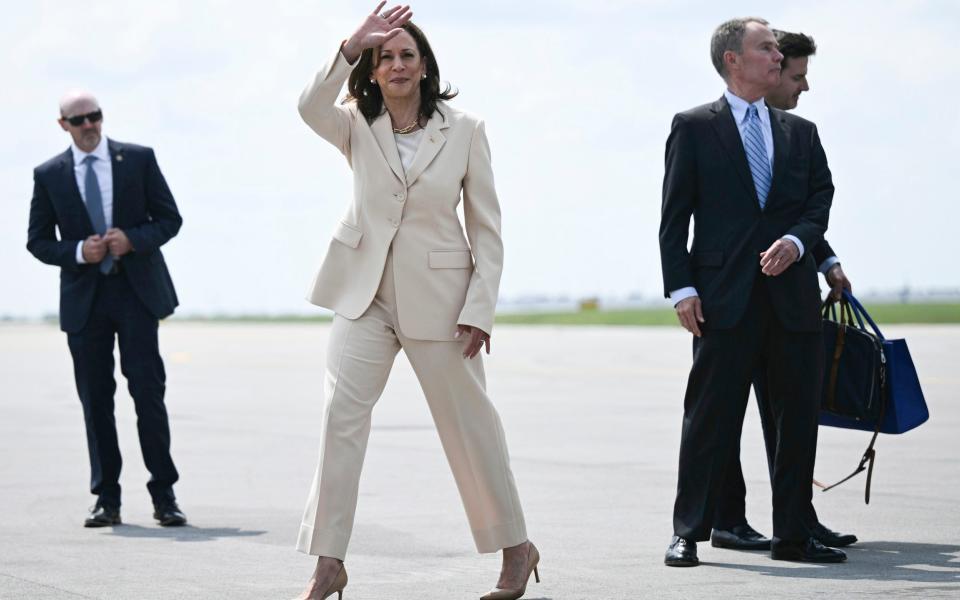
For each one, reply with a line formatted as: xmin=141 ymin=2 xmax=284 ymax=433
xmin=710 ymin=17 xmax=769 ymax=78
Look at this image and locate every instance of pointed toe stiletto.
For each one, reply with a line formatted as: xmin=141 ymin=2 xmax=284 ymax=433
xmin=480 ymin=544 xmax=540 ymax=600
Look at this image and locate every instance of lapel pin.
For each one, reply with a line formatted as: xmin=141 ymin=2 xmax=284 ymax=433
xmin=116 ymin=154 xmax=123 ymax=162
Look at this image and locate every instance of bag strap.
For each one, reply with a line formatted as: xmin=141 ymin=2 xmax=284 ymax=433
xmin=815 ymin=426 xmax=880 ymax=503
xmin=815 ymin=378 xmax=888 ymax=504
xmin=822 ymin=298 xmax=855 ymax=414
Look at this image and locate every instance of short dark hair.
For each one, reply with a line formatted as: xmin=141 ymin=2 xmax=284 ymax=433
xmin=346 ymin=21 xmax=457 ymax=122
xmin=710 ymin=17 xmax=769 ymax=78
xmin=773 ymin=30 xmax=816 ymax=69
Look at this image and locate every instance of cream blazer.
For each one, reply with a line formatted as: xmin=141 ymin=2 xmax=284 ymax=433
xmin=298 ymin=48 xmax=503 ymax=341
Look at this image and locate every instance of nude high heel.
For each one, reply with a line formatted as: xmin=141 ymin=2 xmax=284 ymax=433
xmin=480 ymin=543 xmax=540 ymax=600
xmin=295 ymin=564 xmax=347 ymax=600
xmin=323 ymin=565 xmax=348 ymax=600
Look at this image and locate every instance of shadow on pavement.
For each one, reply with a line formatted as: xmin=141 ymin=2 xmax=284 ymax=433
xmin=105 ymin=524 xmax=267 ymax=542
xmin=708 ymin=541 xmax=960 ymax=583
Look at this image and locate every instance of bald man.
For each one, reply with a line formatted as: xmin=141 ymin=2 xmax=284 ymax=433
xmin=27 ymin=91 xmax=187 ymax=527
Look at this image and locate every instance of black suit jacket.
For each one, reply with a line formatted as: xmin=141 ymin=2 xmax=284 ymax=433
xmin=27 ymin=139 xmax=182 ymax=333
xmin=812 ymin=238 xmax=836 ymax=269
xmin=659 ymin=97 xmax=834 ymax=332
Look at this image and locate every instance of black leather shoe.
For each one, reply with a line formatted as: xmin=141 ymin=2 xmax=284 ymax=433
xmin=810 ymin=521 xmax=858 ymax=548
xmin=711 ymin=523 xmax=771 ymax=550
xmin=84 ymin=504 xmax=121 ymax=528
xmin=153 ymin=502 xmax=187 ymax=527
xmin=664 ymin=535 xmax=699 ymax=567
xmin=771 ymin=537 xmax=847 ymax=563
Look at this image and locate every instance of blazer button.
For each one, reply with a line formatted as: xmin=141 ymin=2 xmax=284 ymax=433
xmin=394 ymin=192 xmax=405 ymax=202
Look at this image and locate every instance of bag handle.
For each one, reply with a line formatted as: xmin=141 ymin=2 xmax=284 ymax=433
xmin=822 ymin=296 xmax=856 ymax=326
xmin=843 ymin=290 xmax=886 ymax=341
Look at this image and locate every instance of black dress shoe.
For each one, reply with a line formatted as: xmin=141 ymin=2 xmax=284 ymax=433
xmin=84 ymin=504 xmax=121 ymax=528
xmin=664 ymin=535 xmax=699 ymax=567
xmin=771 ymin=537 xmax=847 ymax=563
xmin=153 ymin=502 xmax=187 ymax=527
xmin=711 ymin=523 xmax=771 ymax=550
xmin=810 ymin=521 xmax=858 ymax=548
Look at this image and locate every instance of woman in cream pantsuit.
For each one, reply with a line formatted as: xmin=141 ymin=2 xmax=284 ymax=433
xmin=293 ymin=4 xmax=538 ymax=600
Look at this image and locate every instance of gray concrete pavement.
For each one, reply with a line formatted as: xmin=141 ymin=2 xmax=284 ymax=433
xmin=1 ymin=322 xmax=958 ymax=599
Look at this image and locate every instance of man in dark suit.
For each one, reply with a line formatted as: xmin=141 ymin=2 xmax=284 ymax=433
xmin=711 ymin=30 xmax=858 ymax=552
xmin=659 ymin=18 xmax=846 ymax=566
xmin=27 ymin=90 xmax=187 ymax=528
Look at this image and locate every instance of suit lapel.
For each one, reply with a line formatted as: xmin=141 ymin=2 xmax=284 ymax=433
xmin=403 ymin=108 xmax=448 ymax=187
xmin=767 ymin=108 xmax=792 ymax=205
xmin=709 ymin=97 xmax=759 ymax=206
xmin=370 ymin=111 xmax=406 ymax=184
xmin=108 ymin=139 xmax=126 ymax=226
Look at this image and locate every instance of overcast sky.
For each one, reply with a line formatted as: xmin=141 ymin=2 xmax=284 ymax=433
xmin=3 ymin=0 xmax=958 ymax=317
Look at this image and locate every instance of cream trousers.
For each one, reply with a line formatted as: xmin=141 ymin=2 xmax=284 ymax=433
xmin=296 ymin=251 xmax=527 ymax=559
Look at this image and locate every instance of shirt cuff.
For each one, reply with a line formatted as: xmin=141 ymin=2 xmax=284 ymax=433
xmin=76 ymin=241 xmax=86 ymax=264
xmin=819 ymin=256 xmax=840 ymax=274
xmin=782 ymin=235 xmax=804 ymax=261
xmin=669 ymin=287 xmax=699 ymax=306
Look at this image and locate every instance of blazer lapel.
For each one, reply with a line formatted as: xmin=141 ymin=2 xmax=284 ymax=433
xmin=404 ymin=108 xmax=448 ymax=187
xmin=709 ymin=97 xmax=759 ymax=206
xmin=370 ymin=111 xmax=406 ymax=184
xmin=766 ymin=108 xmax=792 ymax=205
xmin=108 ymin=139 xmax=126 ymax=226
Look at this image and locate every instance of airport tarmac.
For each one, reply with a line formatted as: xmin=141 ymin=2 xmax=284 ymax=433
xmin=1 ymin=322 xmax=958 ymax=599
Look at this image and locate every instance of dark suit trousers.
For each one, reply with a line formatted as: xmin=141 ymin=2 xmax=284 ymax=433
xmin=713 ymin=369 xmax=821 ymax=531
xmin=672 ymin=277 xmax=822 ymax=542
xmin=66 ymin=273 xmax=179 ymax=508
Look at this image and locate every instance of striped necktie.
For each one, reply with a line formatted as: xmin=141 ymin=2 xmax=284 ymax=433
xmin=82 ymin=155 xmax=114 ymax=274
xmin=744 ymin=104 xmax=772 ymax=209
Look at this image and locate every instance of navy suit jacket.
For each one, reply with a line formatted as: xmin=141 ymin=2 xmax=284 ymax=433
xmin=659 ymin=97 xmax=834 ymax=332
xmin=27 ymin=139 xmax=182 ymax=333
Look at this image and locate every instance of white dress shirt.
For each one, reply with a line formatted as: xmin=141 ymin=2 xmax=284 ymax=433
xmin=668 ymin=91 xmax=805 ymax=306
xmin=72 ymin=137 xmax=113 ymax=264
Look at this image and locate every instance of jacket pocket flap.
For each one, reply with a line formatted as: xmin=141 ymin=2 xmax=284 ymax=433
xmin=332 ymin=221 xmax=362 ymax=248
xmin=694 ymin=251 xmax=723 ymax=267
xmin=429 ymin=249 xmax=473 ymax=269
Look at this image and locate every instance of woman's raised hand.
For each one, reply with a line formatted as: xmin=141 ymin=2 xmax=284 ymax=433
xmin=342 ymin=2 xmax=413 ymax=63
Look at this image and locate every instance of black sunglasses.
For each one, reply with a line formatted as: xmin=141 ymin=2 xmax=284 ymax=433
xmin=62 ymin=110 xmax=103 ymax=127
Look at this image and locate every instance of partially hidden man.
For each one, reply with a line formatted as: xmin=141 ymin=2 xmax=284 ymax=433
xmin=26 ymin=90 xmax=187 ymax=528
xmin=658 ymin=18 xmax=845 ymax=566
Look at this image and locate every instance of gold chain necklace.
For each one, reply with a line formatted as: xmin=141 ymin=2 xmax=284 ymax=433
xmin=393 ymin=117 xmax=421 ymax=134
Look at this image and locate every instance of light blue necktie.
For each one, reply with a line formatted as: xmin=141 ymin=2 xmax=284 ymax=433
xmin=744 ymin=104 xmax=772 ymax=209
xmin=82 ymin=155 xmax=114 ymax=274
